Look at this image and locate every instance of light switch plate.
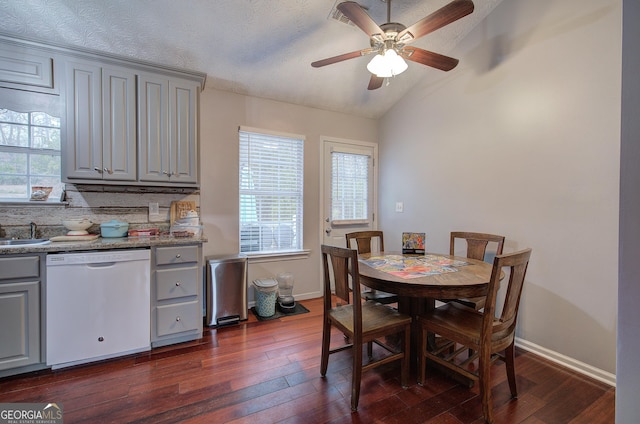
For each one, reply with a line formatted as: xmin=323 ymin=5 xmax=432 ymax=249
xmin=395 ymin=202 xmax=404 ymax=213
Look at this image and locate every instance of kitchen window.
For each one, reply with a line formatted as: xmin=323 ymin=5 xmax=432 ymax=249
xmin=239 ymin=126 xmax=304 ymax=255
xmin=0 ymin=107 xmax=62 ymax=201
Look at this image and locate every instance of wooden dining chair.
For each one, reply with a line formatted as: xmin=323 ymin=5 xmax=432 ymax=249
xmin=320 ymin=244 xmax=411 ymax=411
xmin=446 ymin=232 xmax=505 ymax=310
xmin=345 ymin=231 xmax=398 ymax=305
xmin=417 ymin=248 xmax=532 ymax=424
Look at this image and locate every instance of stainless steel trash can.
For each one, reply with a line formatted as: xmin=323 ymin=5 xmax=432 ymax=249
xmin=205 ymin=254 xmax=248 ymax=327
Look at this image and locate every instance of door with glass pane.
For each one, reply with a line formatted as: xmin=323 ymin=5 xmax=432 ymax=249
xmin=322 ymin=138 xmax=377 ymax=248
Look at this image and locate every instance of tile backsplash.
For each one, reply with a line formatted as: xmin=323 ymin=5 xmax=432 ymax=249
xmin=0 ymin=184 xmax=200 ymax=239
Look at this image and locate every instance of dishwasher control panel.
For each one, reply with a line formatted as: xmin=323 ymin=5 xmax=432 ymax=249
xmin=47 ymin=249 xmax=150 ymax=265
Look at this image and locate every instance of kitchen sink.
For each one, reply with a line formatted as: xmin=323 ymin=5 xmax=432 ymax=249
xmin=0 ymin=238 xmax=51 ymax=247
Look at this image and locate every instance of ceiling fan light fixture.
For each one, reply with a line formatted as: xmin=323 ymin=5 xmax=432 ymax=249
xmin=366 ymin=49 xmax=408 ymax=78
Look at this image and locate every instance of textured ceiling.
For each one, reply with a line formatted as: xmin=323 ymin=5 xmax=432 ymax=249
xmin=0 ymin=0 xmax=503 ymax=118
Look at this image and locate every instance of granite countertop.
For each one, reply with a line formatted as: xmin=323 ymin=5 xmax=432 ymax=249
xmin=0 ymin=235 xmax=208 ymax=255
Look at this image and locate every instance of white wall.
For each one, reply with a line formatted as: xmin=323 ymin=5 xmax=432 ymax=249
xmin=198 ymin=88 xmax=378 ymax=301
xmin=378 ymin=0 xmax=620 ymax=375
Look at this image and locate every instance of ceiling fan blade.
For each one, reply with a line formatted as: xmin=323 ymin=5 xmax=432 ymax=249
xmin=311 ymin=48 xmax=375 ymax=68
xmin=337 ymin=1 xmax=384 ymax=38
xmin=402 ymin=47 xmax=459 ymax=71
xmin=397 ymin=0 xmax=474 ymax=43
xmin=368 ymin=75 xmax=384 ymax=90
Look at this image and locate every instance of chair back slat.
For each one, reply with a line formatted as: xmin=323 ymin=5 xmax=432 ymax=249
xmin=346 ymin=231 xmax=384 ymax=254
xmin=450 ymin=231 xmax=505 ymax=262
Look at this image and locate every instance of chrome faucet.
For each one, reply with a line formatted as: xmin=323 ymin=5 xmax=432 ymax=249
xmin=30 ymin=222 xmax=37 ymax=239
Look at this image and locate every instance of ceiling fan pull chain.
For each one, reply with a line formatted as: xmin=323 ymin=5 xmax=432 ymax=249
xmin=386 ymin=0 xmax=391 ymax=23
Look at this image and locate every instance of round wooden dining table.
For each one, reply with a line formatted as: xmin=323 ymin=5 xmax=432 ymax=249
xmin=357 ymin=251 xmax=496 ymax=367
xmin=357 ymin=251 xmax=494 ymax=301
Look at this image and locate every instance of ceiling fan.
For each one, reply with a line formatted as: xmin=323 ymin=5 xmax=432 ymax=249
xmin=311 ymin=0 xmax=474 ymax=90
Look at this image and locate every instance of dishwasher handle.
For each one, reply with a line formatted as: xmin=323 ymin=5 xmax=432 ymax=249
xmin=86 ymin=262 xmax=117 ymax=268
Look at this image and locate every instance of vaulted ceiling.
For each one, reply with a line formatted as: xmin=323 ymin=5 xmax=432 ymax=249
xmin=0 ymin=0 xmax=504 ymax=118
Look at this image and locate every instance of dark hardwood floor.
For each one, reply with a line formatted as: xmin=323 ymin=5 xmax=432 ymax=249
xmin=0 ymin=297 xmax=614 ymax=423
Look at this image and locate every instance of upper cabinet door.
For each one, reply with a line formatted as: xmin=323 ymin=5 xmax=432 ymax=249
xmin=102 ymin=67 xmax=137 ymax=181
xmin=63 ymin=59 xmax=103 ymax=180
xmin=0 ymin=44 xmax=57 ymax=94
xmin=138 ymin=73 xmax=169 ymax=182
xmin=139 ymin=73 xmax=199 ymax=185
xmin=169 ymin=79 xmax=198 ymax=184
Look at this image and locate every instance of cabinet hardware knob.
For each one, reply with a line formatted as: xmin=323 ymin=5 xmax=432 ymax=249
xmin=175 ymin=254 xmax=181 ymax=258
xmin=104 ymin=168 xmax=113 ymax=174
xmin=98 ymin=337 xmax=104 ymax=342
xmin=175 ymin=316 xmax=181 ymax=322
xmin=175 ymin=281 xmax=181 ymax=286
xmin=163 ymin=171 xmax=170 ymax=175
xmin=94 ymin=167 xmax=103 ymax=173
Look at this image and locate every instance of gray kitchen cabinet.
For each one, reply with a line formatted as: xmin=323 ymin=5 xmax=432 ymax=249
xmin=0 ymin=254 xmax=45 ymax=376
xmin=151 ymin=244 xmax=203 ymax=347
xmin=63 ymin=59 xmax=137 ymax=182
xmin=138 ymin=73 xmax=199 ymax=185
xmin=1 ymin=33 xmax=205 ymax=188
xmin=0 ymin=42 xmax=58 ymax=95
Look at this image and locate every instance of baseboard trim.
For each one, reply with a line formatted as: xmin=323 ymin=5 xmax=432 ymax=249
xmin=516 ymin=337 xmax=616 ymax=387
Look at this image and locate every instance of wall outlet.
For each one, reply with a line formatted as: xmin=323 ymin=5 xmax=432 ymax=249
xmin=395 ymin=202 xmax=404 ymax=213
xmin=148 ymin=202 xmax=164 ymax=222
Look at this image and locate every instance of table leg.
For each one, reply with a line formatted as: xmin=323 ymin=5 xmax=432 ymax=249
xmin=397 ymin=296 xmax=437 ymax=368
xmin=401 ymin=297 xmax=475 ymax=388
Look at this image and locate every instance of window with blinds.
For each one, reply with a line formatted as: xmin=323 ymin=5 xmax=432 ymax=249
xmin=331 ymin=151 xmax=369 ymax=224
xmin=0 ymin=109 xmax=62 ymax=200
xmin=239 ymin=127 xmax=304 ymax=254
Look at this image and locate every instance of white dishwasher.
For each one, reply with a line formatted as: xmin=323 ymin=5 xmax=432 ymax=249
xmin=46 ymin=249 xmax=151 ymax=369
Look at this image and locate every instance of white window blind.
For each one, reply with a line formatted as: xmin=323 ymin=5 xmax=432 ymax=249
xmin=331 ymin=151 xmax=369 ymax=223
xmin=239 ymin=127 xmax=304 ymax=254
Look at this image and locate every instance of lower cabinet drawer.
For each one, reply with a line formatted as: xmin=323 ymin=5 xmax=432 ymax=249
xmin=156 ymin=267 xmax=197 ymax=301
xmin=0 ymin=256 xmax=40 ymax=280
xmin=156 ymin=300 xmax=199 ymax=337
xmin=155 ymin=245 xmax=198 ymax=266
